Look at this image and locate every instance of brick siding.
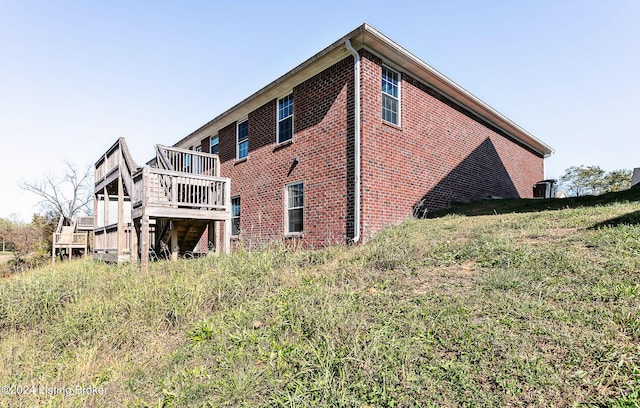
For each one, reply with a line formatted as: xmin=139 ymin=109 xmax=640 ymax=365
xmin=218 ymin=56 xmax=355 ymax=248
xmin=188 ymin=48 xmax=544 ymax=249
xmin=359 ymin=49 xmax=543 ymax=236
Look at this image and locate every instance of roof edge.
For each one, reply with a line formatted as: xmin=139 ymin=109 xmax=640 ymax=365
xmin=174 ymin=24 xmax=369 ymax=147
xmin=175 ymin=23 xmax=553 ymax=157
xmin=361 ymin=23 xmax=553 ymax=157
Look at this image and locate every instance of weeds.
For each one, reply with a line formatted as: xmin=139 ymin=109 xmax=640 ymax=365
xmin=0 ymin=197 xmax=639 ymax=406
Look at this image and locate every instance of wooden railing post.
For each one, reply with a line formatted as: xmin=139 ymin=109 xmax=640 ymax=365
xmin=140 ymin=214 xmax=149 ymax=273
xmin=117 ymin=151 xmax=125 ymax=260
xmin=224 ymin=180 xmax=231 ymax=254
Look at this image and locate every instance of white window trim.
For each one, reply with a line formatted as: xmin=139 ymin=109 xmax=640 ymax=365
xmin=236 ymin=119 xmax=249 ymax=160
xmin=231 ymin=195 xmax=240 ymax=237
xmin=381 ymin=65 xmax=401 ymax=126
xmin=284 ymin=181 xmax=304 ymax=235
xmin=210 ymin=134 xmax=219 ymax=154
xmin=276 ymin=94 xmax=294 ymax=144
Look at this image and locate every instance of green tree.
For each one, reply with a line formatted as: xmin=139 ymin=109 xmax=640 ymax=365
xmin=31 ymin=212 xmax=58 ymax=253
xmin=602 ymin=169 xmax=632 ymax=193
xmin=560 ymin=165 xmax=632 ymax=196
xmin=7 ymin=221 xmax=44 ymax=272
xmin=560 ymin=165 xmax=606 ymax=197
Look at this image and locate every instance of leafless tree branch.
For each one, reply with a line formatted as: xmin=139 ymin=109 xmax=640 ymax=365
xmin=19 ymin=161 xmax=93 ymax=223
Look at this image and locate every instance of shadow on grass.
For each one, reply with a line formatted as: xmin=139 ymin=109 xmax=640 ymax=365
xmin=590 ymin=209 xmax=640 ymax=229
xmin=424 ymin=188 xmax=640 ymax=219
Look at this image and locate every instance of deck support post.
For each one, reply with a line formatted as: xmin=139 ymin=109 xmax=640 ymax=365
xmin=224 ymin=180 xmax=231 ymax=254
xmin=170 ymin=226 xmax=179 ymax=261
xmin=103 ymin=186 xmax=109 ymax=231
xmin=140 ymin=214 xmax=149 ymax=273
xmin=130 ymin=223 xmax=138 ymax=262
xmin=117 ymin=165 xmax=125 ymax=261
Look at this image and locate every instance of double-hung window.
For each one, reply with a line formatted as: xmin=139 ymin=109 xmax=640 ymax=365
xmin=286 ymin=182 xmax=303 ymax=234
xmin=277 ymin=94 xmax=293 ymax=143
xmin=237 ymin=120 xmax=248 ymax=160
xmin=210 ymin=135 xmax=219 ymax=155
xmin=231 ymin=197 xmax=240 ymax=236
xmin=382 ymin=66 xmax=400 ymax=125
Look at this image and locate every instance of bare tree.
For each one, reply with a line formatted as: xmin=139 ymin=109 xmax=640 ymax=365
xmin=20 ymin=161 xmax=93 ymax=224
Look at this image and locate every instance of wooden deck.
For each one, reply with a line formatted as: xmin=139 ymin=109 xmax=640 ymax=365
xmin=93 ymin=138 xmax=231 ymax=271
xmin=52 ymin=216 xmax=93 ymax=263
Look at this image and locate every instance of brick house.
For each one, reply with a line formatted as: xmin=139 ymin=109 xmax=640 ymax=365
xmin=171 ymin=23 xmax=553 ymax=248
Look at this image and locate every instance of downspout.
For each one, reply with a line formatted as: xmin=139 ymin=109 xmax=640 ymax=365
xmin=345 ymin=39 xmax=361 ymax=243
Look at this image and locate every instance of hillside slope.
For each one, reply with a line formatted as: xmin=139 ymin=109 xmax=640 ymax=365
xmin=1 ymin=190 xmax=639 ymax=407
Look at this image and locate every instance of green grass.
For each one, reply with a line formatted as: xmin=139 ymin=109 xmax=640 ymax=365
xmin=0 ymin=190 xmax=639 ymax=407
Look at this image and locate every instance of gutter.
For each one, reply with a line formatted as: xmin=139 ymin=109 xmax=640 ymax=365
xmin=345 ymin=39 xmax=361 ymax=243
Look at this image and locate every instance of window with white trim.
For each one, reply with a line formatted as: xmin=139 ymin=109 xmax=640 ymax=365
xmin=277 ymin=94 xmax=293 ymax=143
xmin=231 ymin=196 xmax=240 ymax=236
xmin=285 ymin=182 xmax=303 ymax=234
xmin=237 ymin=120 xmax=248 ymax=160
xmin=210 ymin=135 xmax=219 ymax=155
xmin=382 ymin=66 xmax=400 ymax=125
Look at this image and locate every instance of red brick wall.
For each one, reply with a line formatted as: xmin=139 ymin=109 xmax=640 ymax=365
xmin=191 ymin=49 xmax=544 ymax=249
xmin=359 ymin=49 xmax=544 ymax=236
xmin=218 ymin=56 xmax=355 ymax=248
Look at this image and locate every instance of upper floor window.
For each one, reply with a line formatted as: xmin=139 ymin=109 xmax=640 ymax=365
xmin=382 ymin=66 xmax=400 ymax=125
xmin=286 ymin=182 xmax=303 ymax=234
xmin=210 ymin=135 xmax=219 ymax=155
xmin=237 ymin=120 xmax=248 ymax=160
xmin=277 ymin=94 xmax=293 ymax=144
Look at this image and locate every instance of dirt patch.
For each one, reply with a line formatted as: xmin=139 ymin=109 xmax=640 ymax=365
xmin=0 ymin=252 xmax=13 ymax=265
xmin=399 ymin=262 xmax=481 ymax=296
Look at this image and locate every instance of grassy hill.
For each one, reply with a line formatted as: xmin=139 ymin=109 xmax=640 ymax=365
xmin=1 ymin=190 xmax=639 ymax=407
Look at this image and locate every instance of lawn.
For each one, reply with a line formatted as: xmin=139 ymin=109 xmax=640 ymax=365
xmin=0 ymin=189 xmax=638 ymax=407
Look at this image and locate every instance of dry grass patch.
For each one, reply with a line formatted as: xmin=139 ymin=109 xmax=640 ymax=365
xmin=0 ymin=194 xmax=639 ymax=406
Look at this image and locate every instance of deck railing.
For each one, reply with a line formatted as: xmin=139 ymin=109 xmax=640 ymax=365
xmin=94 ymin=224 xmax=132 ymax=254
xmin=76 ymin=216 xmax=94 ymax=230
xmin=54 ymin=232 xmax=88 ymax=247
xmin=95 ymin=147 xmax=119 ymax=181
xmin=95 ymin=138 xmax=138 ymax=188
xmin=133 ymin=167 xmax=229 ymax=210
xmin=155 ymin=145 xmax=219 ymax=176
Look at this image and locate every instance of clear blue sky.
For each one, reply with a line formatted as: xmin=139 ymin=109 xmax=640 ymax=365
xmin=1 ymin=0 xmax=638 ymax=221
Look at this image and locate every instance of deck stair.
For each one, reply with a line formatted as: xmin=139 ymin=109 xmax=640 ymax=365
xmin=93 ymin=138 xmax=231 ymax=270
xmin=52 ymin=216 xmax=92 ymax=263
xmin=152 ymin=218 xmax=210 ymax=257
